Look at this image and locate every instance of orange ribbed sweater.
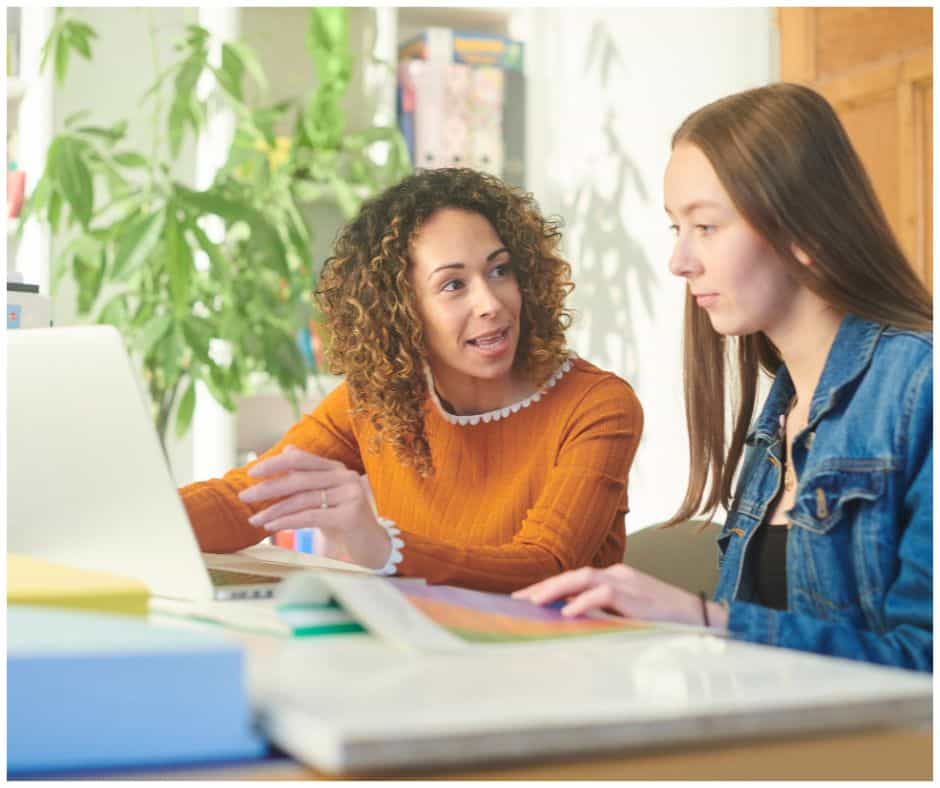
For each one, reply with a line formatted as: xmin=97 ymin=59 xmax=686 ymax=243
xmin=179 ymin=357 xmax=643 ymax=593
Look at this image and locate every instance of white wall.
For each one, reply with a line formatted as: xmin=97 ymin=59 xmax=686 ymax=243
xmin=523 ymin=7 xmax=774 ymax=532
xmin=41 ymin=7 xmax=776 ymax=519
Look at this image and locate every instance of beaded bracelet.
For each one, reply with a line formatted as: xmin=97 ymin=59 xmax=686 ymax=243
xmin=373 ymin=517 xmax=404 ymax=576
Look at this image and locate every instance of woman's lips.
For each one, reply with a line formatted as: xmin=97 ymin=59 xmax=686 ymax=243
xmin=467 ymin=327 xmax=511 ymax=357
xmin=695 ymin=294 xmax=718 ymax=308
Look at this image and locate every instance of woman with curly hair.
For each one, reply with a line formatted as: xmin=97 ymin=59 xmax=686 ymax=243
xmin=180 ymin=167 xmax=643 ymax=592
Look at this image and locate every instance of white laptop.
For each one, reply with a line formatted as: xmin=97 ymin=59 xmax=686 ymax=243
xmin=8 ymin=325 xmax=285 ymax=601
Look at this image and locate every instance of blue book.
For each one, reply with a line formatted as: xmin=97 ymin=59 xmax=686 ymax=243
xmin=8 ymin=605 xmax=268 ymax=776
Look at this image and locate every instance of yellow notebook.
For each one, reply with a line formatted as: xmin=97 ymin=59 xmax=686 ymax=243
xmin=7 ymin=554 xmax=149 ymax=617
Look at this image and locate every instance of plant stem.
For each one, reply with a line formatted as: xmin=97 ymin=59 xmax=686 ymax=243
xmin=153 ymin=377 xmax=181 ymax=464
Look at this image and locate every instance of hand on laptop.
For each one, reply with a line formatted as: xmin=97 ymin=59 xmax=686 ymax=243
xmin=237 ymin=445 xmax=393 ymax=570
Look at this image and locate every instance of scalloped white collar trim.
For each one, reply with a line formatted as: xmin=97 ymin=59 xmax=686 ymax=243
xmin=425 ymin=355 xmax=576 ymax=426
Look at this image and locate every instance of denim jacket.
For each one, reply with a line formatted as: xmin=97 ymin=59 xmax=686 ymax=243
xmin=713 ymin=314 xmax=932 ymax=671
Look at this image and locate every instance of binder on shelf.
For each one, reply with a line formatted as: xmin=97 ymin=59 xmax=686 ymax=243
xmin=399 ymin=28 xmax=524 ymax=71
xmin=396 ymin=60 xmax=418 ymax=164
xmin=502 ymin=68 xmax=526 ymax=188
xmin=470 ymin=66 xmax=505 ymax=176
xmin=397 ymin=27 xmax=524 ymax=185
xmin=8 ymin=554 xmax=150 ymax=618
xmin=8 ymin=605 xmax=268 ymax=776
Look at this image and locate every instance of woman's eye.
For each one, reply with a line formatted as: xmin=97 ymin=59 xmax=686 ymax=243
xmin=696 ymin=224 xmax=715 ymax=235
xmin=441 ymin=279 xmax=464 ymax=293
xmin=667 ymin=224 xmax=679 ymax=237
xmin=490 ymin=263 xmax=512 ymax=278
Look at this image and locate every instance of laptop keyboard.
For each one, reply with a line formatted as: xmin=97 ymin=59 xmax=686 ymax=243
xmin=207 ymin=568 xmax=283 ymax=586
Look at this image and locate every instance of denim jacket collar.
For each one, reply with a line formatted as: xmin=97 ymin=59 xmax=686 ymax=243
xmin=746 ymin=314 xmax=885 ymax=446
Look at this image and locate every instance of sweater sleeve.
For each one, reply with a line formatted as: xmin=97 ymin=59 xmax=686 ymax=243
xmin=393 ymin=377 xmax=643 ymax=593
xmin=179 ymin=382 xmax=364 ymax=553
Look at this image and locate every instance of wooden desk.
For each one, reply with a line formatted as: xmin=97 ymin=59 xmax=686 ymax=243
xmin=86 ymin=726 xmax=931 ymax=781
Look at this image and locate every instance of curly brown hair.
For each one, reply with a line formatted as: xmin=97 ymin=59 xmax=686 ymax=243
xmin=315 ymin=167 xmax=574 ymax=476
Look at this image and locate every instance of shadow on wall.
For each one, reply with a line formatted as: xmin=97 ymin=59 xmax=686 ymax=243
xmin=560 ymin=21 xmax=658 ymax=387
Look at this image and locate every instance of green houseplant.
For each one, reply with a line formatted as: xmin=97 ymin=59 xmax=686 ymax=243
xmin=21 ymin=8 xmax=411 ymax=453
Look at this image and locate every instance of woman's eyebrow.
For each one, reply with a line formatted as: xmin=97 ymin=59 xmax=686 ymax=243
xmin=427 ymin=263 xmax=464 ymax=281
xmin=427 ymin=248 xmax=510 ymax=281
xmin=664 ymin=199 xmax=723 ymax=216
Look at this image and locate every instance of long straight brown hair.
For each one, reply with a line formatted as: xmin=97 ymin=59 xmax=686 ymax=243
xmin=665 ymin=82 xmax=932 ymax=527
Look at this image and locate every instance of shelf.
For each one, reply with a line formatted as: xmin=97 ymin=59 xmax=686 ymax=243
xmin=396 ymin=7 xmax=513 ymax=36
xmin=7 ymin=77 xmax=27 ymax=102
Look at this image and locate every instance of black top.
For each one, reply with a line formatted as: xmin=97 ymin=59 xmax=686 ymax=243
xmin=750 ymin=522 xmax=789 ymax=610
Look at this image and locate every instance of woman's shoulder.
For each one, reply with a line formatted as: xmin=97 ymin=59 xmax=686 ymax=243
xmin=876 ymin=325 xmax=933 ymax=359
xmin=558 ymin=356 xmax=641 ymax=412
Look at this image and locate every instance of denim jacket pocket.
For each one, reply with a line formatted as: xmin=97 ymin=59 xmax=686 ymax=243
xmin=716 ymin=513 xmax=749 ymax=567
xmin=788 ymin=460 xmax=890 ymax=535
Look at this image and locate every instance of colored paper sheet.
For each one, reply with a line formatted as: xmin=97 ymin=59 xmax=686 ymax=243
xmin=395 ymin=582 xmax=652 ymax=643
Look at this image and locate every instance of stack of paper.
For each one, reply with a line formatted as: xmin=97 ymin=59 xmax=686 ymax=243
xmin=8 ymin=605 xmax=268 ymax=776
xmin=254 ymin=632 xmax=932 ymax=775
xmin=8 ymin=553 xmax=149 ymax=617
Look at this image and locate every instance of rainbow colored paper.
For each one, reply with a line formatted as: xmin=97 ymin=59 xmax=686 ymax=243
xmin=394 ymin=582 xmax=652 ymax=643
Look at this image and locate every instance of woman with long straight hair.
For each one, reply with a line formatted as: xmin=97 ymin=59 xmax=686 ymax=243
xmin=516 ymin=83 xmax=932 ymax=671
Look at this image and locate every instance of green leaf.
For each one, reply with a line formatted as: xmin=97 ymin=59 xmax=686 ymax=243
xmin=175 ymin=378 xmax=197 ymax=438
xmin=226 ymin=41 xmax=267 ymax=93
xmin=168 ymin=101 xmax=187 ymax=158
xmin=113 ymin=151 xmax=149 ymax=169
xmin=165 ymin=209 xmax=193 ymax=317
xmin=64 ymin=109 xmax=93 ymax=127
xmin=141 ymin=58 xmax=180 ymax=103
xmin=54 ymin=33 xmax=71 ymax=84
xmin=48 ymin=189 xmax=64 ymax=232
xmin=48 ymin=137 xmax=94 ymax=227
xmin=75 ymin=121 xmax=128 ymax=144
xmin=96 ymin=291 xmax=129 ymax=328
xmin=39 ymin=16 xmax=65 ymax=77
xmin=205 ymin=362 xmax=236 ymax=410
xmin=67 ymin=24 xmax=93 ymax=59
xmin=330 ymin=176 xmax=360 ymax=220
xmin=191 ymin=222 xmax=229 ymax=280
xmin=181 ymin=317 xmax=212 ymax=363
xmin=175 ymin=54 xmax=204 ymax=99
xmin=73 ymin=247 xmax=106 ymax=315
xmin=112 ymin=210 xmax=166 ymax=280
xmin=137 ymin=313 xmax=173 ymax=358
xmin=218 ymin=44 xmax=245 ymax=101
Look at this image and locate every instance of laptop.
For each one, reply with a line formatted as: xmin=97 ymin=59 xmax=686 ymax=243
xmin=8 ymin=325 xmax=286 ymax=602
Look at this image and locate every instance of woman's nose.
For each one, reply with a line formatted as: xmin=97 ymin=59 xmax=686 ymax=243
xmin=668 ymin=235 xmax=697 ymax=279
xmin=474 ymin=281 xmax=502 ymax=317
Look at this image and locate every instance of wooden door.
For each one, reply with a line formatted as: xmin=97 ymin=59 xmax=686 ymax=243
xmin=778 ymin=7 xmax=933 ymax=292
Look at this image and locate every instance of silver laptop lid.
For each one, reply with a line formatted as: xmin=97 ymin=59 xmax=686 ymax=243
xmin=8 ymin=325 xmax=214 ymax=601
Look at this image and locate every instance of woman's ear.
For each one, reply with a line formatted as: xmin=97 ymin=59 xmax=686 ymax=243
xmin=791 ymin=244 xmax=812 ymax=267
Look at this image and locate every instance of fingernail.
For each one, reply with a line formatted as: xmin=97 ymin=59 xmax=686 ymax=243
xmin=248 ymin=514 xmax=261 ymax=525
xmin=561 ymin=605 xmax=575 ymax=617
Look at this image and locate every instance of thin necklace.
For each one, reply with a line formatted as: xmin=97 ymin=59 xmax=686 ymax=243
xmin=779 ymin=395 xmax=799 ymax=493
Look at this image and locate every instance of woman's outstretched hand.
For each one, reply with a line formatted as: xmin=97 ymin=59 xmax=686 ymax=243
xmin=237 ymin=445 xmax=391 ymax=570
xmin=512 ymin=564 xmax=728 ymax=631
